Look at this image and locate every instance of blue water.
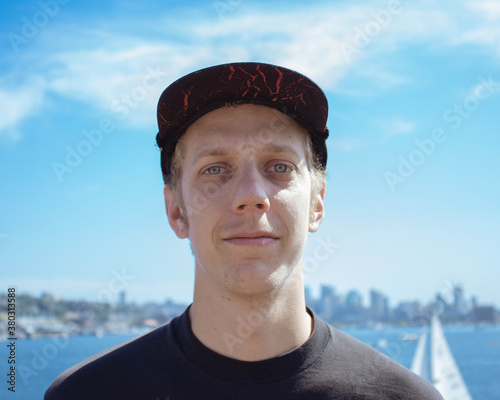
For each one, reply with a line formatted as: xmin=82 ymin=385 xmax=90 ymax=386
xmin=3 ymin=324 xmax=499 ymax=399
xmin=343 ymin=324 xmax=500 ymax=400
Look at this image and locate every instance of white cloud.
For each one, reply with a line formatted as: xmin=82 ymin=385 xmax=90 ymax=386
xmin=53 ymin=3 xmax=422 ymax=100
xmin=383 ymin=118 xmax=416 ymax=137
xmin=451 ymin=1 xmax=500 ymax=50
xmin=46 ymin=44 xmax=209 ymax=123
xmin=1 ymin=8 xmax=358 ymax=136
xmin=467 ymin=1 xmax=500 ymax=20
xmin=0 ymin=79 xmax=45 ymax=140
xmin=193 ymin=7 xmax=369 ymax=82
xmin=331 ymin=138 xmax=367 ymax=152
xmin=3 ymin=0 xmax=500 ymax=138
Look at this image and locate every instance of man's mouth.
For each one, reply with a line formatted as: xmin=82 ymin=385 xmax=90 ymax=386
xmin=223 ymin=231 xmax=279 ymax=246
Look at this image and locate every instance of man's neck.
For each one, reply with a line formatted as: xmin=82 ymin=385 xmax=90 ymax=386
xmin=189 ymin=271 xmax=313 ymax=362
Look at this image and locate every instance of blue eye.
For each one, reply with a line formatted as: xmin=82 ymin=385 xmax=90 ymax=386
xmin=273 ymin=164 xmax=289 ymax=173
xmin=206 ymin=166 xmax=221 ymax=175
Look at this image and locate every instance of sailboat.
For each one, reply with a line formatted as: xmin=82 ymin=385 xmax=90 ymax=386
xmin=410 ymin=314 xmax=472 ymax=400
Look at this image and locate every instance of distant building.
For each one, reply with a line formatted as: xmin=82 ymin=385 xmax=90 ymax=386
xmin=394 ymin=301 xmax=421 ymax=322
xmin=346 ymin=290 xmax=363 ymax=311
xmin=370 ymin=289 xmax=388 ymax=321
xmin=471 ymin=296 xmax=478 ymax=310
xmin=473 ymin=306 xmax=495 ymax=324
xmin=340 ymin=290 xmax=365 ymax=324
xmin=119 ymin=290 xmax=126 ymax=307
xmin=433 ymin=293 xmax=449 ymax=314
xmin=453 ymin=285 xmax=468 ymax=317
xmin=318 ymin=285 xmax=336 ymax=322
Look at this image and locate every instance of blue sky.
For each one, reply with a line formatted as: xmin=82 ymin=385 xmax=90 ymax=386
xmin=1 ymin=0 xmax=499 ymax=308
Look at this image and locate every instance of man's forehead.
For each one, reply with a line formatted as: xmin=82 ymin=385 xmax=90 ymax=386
xmin=187 ymin=104 xmax=300 ymax=131
xmin=182 ymin=104 xmax=308 ymax=150
xmin=183 ymin=104 xmax=308 ymax=159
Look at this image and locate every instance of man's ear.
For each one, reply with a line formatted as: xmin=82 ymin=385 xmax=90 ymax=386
xmin=164 ymin=185 xmax=188 ymax=239
xmin=309 ymin=184 xmax=325 ymax=233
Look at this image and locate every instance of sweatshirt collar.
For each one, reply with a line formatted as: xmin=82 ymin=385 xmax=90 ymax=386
xmin=173 ymin=305 xmax=330 ymax=384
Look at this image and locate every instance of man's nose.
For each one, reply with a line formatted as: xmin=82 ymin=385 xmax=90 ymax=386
xmin=231 ymin=167 xmax=270 ymax=214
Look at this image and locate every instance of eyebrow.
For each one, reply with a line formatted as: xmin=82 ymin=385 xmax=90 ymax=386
xmin=192 ymin=148 xmax=232 ymax=166
xmin=192 ymin=144 xmax=303 ymax=166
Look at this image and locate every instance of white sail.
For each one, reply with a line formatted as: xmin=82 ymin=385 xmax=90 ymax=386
xmin=430 ymin=315 xmax=472 ymax=400
xmin=410 ymin=326 xmax=430 ymax=381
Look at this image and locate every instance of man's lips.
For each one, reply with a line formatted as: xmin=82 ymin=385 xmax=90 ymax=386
xmin=223 ymin=231 xmax=279 ymax=246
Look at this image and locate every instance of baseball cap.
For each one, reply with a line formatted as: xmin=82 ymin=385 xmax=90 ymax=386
xmin=156 ymin=62 xmax=329 ymax=182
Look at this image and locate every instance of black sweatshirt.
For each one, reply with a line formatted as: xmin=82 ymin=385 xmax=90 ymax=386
xmin=45 ymin=306 xmax=443 ymax=400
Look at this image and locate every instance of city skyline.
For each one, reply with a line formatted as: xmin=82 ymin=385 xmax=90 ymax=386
xmin=4 ymin=281 xmax=496 ymax=341
xmin=304 ymin=282 xmax=498 ymax=323
xmin=9 ymin=280 xmax=498 ymax=312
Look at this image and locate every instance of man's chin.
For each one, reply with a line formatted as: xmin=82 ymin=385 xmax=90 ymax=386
xmin=221 ymin=263 xmax=292 ymax=299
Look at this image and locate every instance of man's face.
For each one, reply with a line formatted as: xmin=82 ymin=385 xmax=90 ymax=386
xmin=164 ymin=104 xmax=325 ymax=298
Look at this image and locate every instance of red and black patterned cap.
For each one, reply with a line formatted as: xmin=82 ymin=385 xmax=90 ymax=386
xmin=156 ymin=62 xmax=329 ymax=181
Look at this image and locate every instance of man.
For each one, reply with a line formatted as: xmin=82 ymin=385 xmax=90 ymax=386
xmin=45 ymin=62 xmax=443 ymax=399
